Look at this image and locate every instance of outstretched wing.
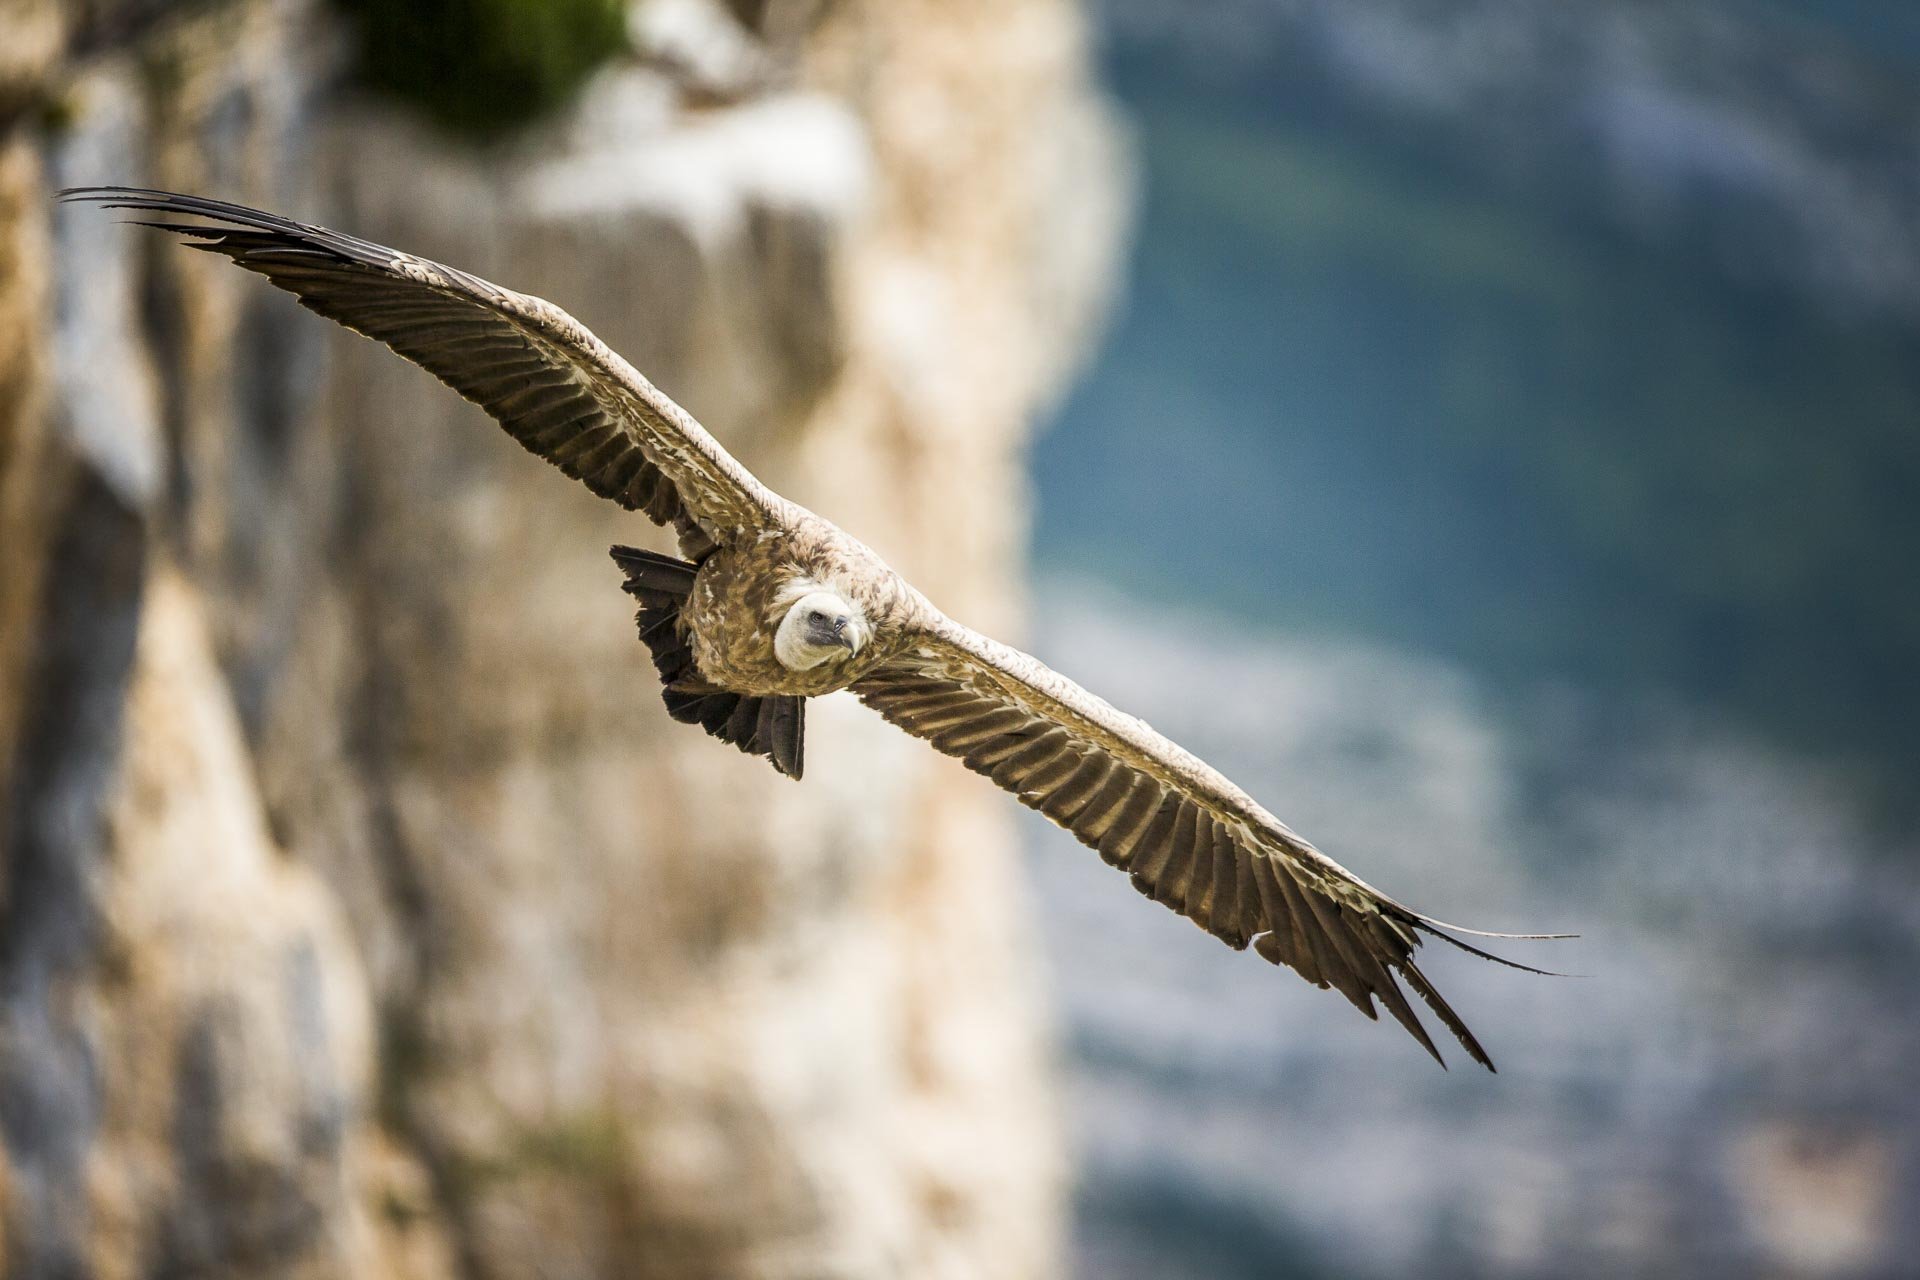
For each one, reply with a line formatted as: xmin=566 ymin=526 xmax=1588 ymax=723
xmin=856 ymin=612 xmax=1565 ymax=1071
xmin=58 ymin=187 xmax=788 ymax=558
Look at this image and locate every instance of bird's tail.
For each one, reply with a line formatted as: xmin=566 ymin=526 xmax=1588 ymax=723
xmin=610 ymin=544 xmax=699 ymax=601
xmin=610 ymin=546 xmax=806 ymax=779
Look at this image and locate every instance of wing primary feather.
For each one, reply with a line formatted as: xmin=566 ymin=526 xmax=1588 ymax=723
xmin=1109 ymin=793 xmax=1181 ymax=872
xmin=913 ymin=701 xmax=995 ymax=733
xmin=933 ymin=708 xmax=1030 ymax=752
xmin=1071 ymin=767 xmax=1140 ymax=838
xmin=992 ymin=730 xmax=1076 ymax=791
xmin=1403 ymin=911 xmax=1578 ymax=941
xmin=1092 ymin=783 xmax=1167 ymax=866
xmin=1038 ymin=756 xmax=1115 ymax=824
xmin=1297 ymin=888 xmax=1377 ymax=1018
xmin=879 ymin=686 xmax=978 ymax=712
xmin=1204 ymin=822 xmax=1250 ymax=948
xmin=966 ymin=723 xmax=1050 ymax=768
xmin=1404 ymin=916 xmax=1577 ymax=977
xmin=1249 ymin=857 xmax=1315 ymax=982
xmin=1231 ymin=836 xmax=1265 ymax=949
xmin=1370 ymin=969 xmax=1446 ymax=1069
xmin=1274 ymin=863 xmax=1341 ymax=990
xmin=1311 ymin=899 xmax=1445 ymax=1066
xmin=1126 ymin=801 xmax=1185 ymax=892
xmin=1397 ymin=959 xmax=1495 ymax=1072
xmin=1161 ymin=804 xmax=1206 ymax=905
xmin=1177 ymin=810 xmax=1218 ymax=919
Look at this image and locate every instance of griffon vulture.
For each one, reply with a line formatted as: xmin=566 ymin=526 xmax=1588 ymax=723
xmin=61 ymin=188 xmax=1562 ymax=1071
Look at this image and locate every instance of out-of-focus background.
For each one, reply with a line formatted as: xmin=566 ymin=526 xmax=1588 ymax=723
xmin=1 ymin=1 xmax=1916 ymax=1278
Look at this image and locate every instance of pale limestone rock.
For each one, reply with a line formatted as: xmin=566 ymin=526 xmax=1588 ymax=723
xmin=0 ymin=0 xmax=62 ymax=122
xmin=85 ymin=571 xmax=383 ymax=1279
xmin=0 ymin=0 xmax=1124 ymax=1275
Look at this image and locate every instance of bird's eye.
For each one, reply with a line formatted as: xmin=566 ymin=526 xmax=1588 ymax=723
xmin=808 ymin=610 xmax=825 ymax=624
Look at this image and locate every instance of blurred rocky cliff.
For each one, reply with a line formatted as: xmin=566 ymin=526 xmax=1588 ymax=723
xmin=0 ymin=1 xmax=1124 ymax=1276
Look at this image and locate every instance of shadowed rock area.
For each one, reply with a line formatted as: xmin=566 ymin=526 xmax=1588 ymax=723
xmin=0 ymin=1 xmax=1125 ymax=1275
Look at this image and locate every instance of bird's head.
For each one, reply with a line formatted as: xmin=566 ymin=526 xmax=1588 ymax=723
xmin=774 ymin=588 xmax=870 ymax=670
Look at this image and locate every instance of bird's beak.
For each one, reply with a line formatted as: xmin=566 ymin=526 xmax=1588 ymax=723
xmin=838 ymin=629 xmax=859 ymax=653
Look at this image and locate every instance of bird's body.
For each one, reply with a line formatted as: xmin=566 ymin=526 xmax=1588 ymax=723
xmin=61 ymin=187 xmax=1563 ymax=1071
xmin=680 ymin=512 xmax=913 ymax=697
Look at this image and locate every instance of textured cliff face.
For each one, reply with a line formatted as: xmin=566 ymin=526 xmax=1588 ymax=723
xmin=0 ymin=1 xmax=1124 ymax=1275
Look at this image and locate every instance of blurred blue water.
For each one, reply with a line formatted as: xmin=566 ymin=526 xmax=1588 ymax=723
xmin=1030 ymin=5 xmax=1920 ymax=1274
xmin=1039 ymin=0 xmax=1920 ymax=810
xmin=1025 ymin=589 xmax=1920 ymax=1279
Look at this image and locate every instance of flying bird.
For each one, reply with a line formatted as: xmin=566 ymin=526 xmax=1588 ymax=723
xmin=61 ymin=187 xmax=1563 ymax=1071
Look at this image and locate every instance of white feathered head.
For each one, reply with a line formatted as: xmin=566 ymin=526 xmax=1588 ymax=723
xmin=774 ymin=586 xmax=870 ymax=670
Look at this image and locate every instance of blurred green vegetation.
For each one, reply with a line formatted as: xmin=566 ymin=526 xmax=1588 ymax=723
xmin=329 ymin=0 xmax=628 ymax=138
xmin=1036 ymin=46 xmax=1920 ymax=817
